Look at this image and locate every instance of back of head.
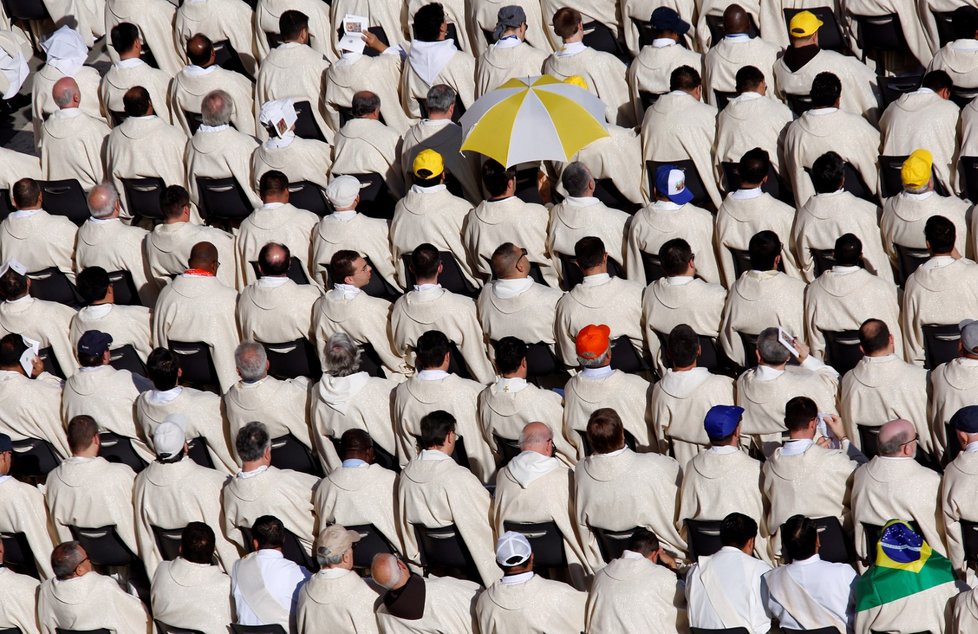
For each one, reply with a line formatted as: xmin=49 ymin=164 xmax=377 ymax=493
xmin=925 ymin=214 xmax=956 ymax=254
xmin=738 ymin=148 xmax=769 ymax=186
xmin=0 ymin=333 xmax=27 ymax=368
xmin=352 ymin=91 xmax=381 ymax=118
xmin=87 ymin=183 xmax=119 ymax=219
xmin=756 ymin=326 xmax=790 ymax=365
xmin=160 ymin=185 xmax=190 ymax=220
xmin=123 ymin=85 xmax=151 ymax=118
xmin=747 ymin=230 xmax=781 ymax=271
xmin=188 ymin=241 xmax=219 ymax=270
xmin=781 ymin=515 xmax=817 ymax=562
xmin=859 ymin=318 xmax=890 ymax=355
xmin=659 ymin=238 xmax=693 ymax=277
xmin=76 ymin=266 xmax=110 ymax=305
xmin=371 ymin=553 xmax=404 ymax=590
xmin=340 ymin=428 xmax=374 ymax=459
xmin=414 ymin=3 xmax=446 ymax=41
xmin=181 ymin=522 xmax=216 ymax=564
xmin=667 ymin=324 xmax=699 ymax=367
xmin=954 ymin=5 xmax=978 ymax=40
xmin=810 ymin=72 xmax=841 ymax=109
xmin=493 ymin=336 xmax=527 ymax=375
xmin=147 ymin=347 xmax=180 ymax=390
xmin=784 ymin=396 xmax=817 ymax=432
xmin=490 ymin=242 xmax=520 ymax=279
xmin=574 ymin=236 xmax=605 ymax=270
xmin=720 ymin=512 xmax=757 ymax=549
xmin=187 ymin=33 xmax=214 ymax=67
xmin=0 ymin=267 xmax=27 ymax=301
xmin=234 ymin=342 xmax=267 ymax=382
xmin=200 ymin=90 xmax=233 ymax=127
xmin=811 ymin=151 xmax=845 ymax=194
xmin=426 ymin=84 xmax=456 ymax=114
xmin=324 ymin=332 xmax=361 ymax=377
xmin=66 ymin=415 xmax=99 ymax=455
xmin=415 ymin=329 xmax=450 ymax=370
xmin=878 ymin=419 xmax=914 ymax=456
xmin=723 ymin=3 xmax=750 ymax=34
xmin=670 ymin=65 xmax=701 ymax=92
xmin=552 ymin=7 xmax=582 ymax=39
xmin=279 ymin=10 xmax=309 ymax=41
xmin=833 ymin=233 xmax=862 ymax=267
xmin=419 ymin=410 xmax=455 ymax=449
xmin=735 ymin=65 xmax=764 ymax=94
xmin=330 ymin=249 xmax=361 ymax=284
xmin=52 ymin=77 xmax=80 ymax=109
xmin=110 ymin=22 xmax=139 ymax=55
xmin=252 ymin=515 xmax=285 ymax=549
xmin=51 ymin=541 xmax=86 ymax=580
xmin=482 ymin=160 xmax=515 ymax=197
xmin=586 ymin=408 xmax=625 ymax=454
xmin=561 ymin=162 xmax=592 ymax=197
xmin=236 ymin=421 xmax=271 ymax=462
xmin=922 ymin=69 xmax=953 ymax=93
xmin=410 ymin=243 xmax=440 ymax=279
xmin=258 ymin=242 xmax=290 ymax=276
xmin=624 ymin=527 xmax=660 ymax=556
xmin=12 ymin=178 xmax=40 ymax=209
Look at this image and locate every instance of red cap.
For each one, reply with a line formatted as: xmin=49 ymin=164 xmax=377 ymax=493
xmin=576 ymin=324 xmax=611 ymax=360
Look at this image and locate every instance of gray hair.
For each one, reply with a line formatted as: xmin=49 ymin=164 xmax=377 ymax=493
xmin=316 ymin=544 xmax=346 ymax=567
xmin=51 ymin=541 xmax=86 ymax=579
xmin=904 ymin=182 xmax=930 ymax=195
xmin=756 ymin=327 xmax=790 ymax=365
xmin=561 ymin=161 xmax=592 ymax=197
xmin=87 ymin=182 xmax=119 ymax=218
xmin=235 ymin=341 xmax=267 ymax=382
xmin=579 ymin=349 xmax=611 ymax=369
xmin=879 ymin=430 xmax=913 ymax=457
xmin=426 ymin=84 xmax=457 ymax=113
xmin=324 ymin=333 xmax=362 ymax=377
xmin=235 ymin=421 xmax=271 ymax=462
xmin=53 ymin=83 xmax=79 ymax=108
xmin=518 ymin=423 xmax=552 ymax=450
xmin=201 ymin=90 xmax=233 ymax=126
xmin=371 ymin=553 xmax=404 ymax=589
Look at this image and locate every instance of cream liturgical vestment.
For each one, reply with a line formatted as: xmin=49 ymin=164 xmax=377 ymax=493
xmin=880 ymin=191 xmax=970 ymax=269
xmin=554 ymin=275 xmax=645 ymax=367
xmin=0 ymin=209 xmax=76 ymax=277
xmin=0 ymin=148 xmax=40 ymax=188
xmin=331 ymin=118 xmax=405 ymax=198
xmin=546 ymin=196 xmax=629 ymax=285
xmin=841 ymin=355 xmax=930 ymax=454
xmin=397 ymin=451 xmax=503 ymax=587
xmin=375 ymin=575 xmax=481 ymax=634
xmin=940 ymin=448 xmax=978 ymax=575
xmin=476 ymin=38 xmax=548 ymax=98
xmin=468 ymin=0 xmax=552 ymax=56
xmin=252 ymin=135 xmax=332 ymax=192
xmin=543 ymin=43 xmax=632 ymax=127
xmin=32 ymin=65 xmax=102 ymax=144
xmin=185 ymin=126 xmax=261 ymax=211
xmin=311 ymin=212 xmax=399 ymax=290
xmin=0 ymin=370 xmax=70 ymax=459
xmin=902 ymin=258 xmax=978 ymax=365
xmin=236 ymin=278 xmax=321 ymax=347
xmin=0 ymin=297 xmax=78 ymax=376
xmin=151 ymin=558 xmax=234 ymax=634
xmin=311 ymin=373 xmax=398 ymax=471
xmin=719 ymin=270 xmax=807 ymax=368
xmin=37 ymin=572 xmax=151 ymax=634
xmin=715 ymin=189 xmax=802 ymax=289
xmin=553 ymin=125 xmax=645 ymax=207
xmin=930 ymin=359 xmax=978 ymax=460
xmin=879 ymin=89 xmax=959 ymax=193
xmin=476 ymin=280 xmax=562 ymax=356
xmin=575 ymin=448 xmax=687 ymax=560
xmin=400 ymin=41 xmax=476 ymax=121
xmin=703 ymin=35 xmax=780 ymax=106
xmin=475 ymin=572 xmax=587 ymax=633
xmin=928 ymin=40 xmax=978 ymax=92
xmin=313 ymin=462 xmax=402 ymax=555
xmin=173 ymin=0 xmax=256 ymax=76
xmin=643 ymin=277 xmax=726 ymax=376
xmin=313 ymin=288 xmax=409 ymax=378
xmin=773 ymin=48 xmax=880 ymax=124
xmin=627 ymin=41 xmax=702 ymax=121
xmin=99 ymin=58 xmax=173 ymax=125
xmin=586 ymin=550 xmax=686 ymax=634
xmin=39 ymin=109 xmax=110 ymax=192
xmin=170 ymin=65 xmax=256 ymax=137
xmin=254 ymin=0 xmax=333 ymax=62
xmin=69 ymin=305 xmax=153 ymax=376
xmin=223 ymin=376 xmax=313 ymax=461
xmin=0 ymin=475 xmax=56 ymax=579
xmin=254 ymin=42 xmax=334 ymax=144
xmin=153 ymin=273 xmax=241 ymax=393
xmin=222 ymin=466 xmax=320 ymax=555
xmin=74 ymin=219 xmax=156 ymax=307
xmin=463 ymin=196 xmax=558 ymax=288
xmin=134 ymin=457 xmax=239 ymax=576
xmin=398 ymin=122 xmax=482 ymax=204
xmin=715 ymin=92 xmax=793 ymax=174
xmin=104 ymin=0 xmax=183 ymax=76
xmin=105 ymin=115 xmax=188 ymax=202
xmin=625 ymin=200 xmax=720 ymax=286
xmin=234 ymin=203 xmax=318 ymax=287
xmin=563 ymin=369 xmax=652 ymax=458
xmin=325 ymin=52 xmax=410 ymax=136
xmin=478 ymin=379 xmax=576 ymax=465
xmin=650 ymin=368 xmax=736 ymax=469
xmin=0 ymin=565 xmax=40 ymax=634
xmin=145 ymin=222 xmax=236 ymax=289
xmin=296 ymin=567 xmax=381 ymax=634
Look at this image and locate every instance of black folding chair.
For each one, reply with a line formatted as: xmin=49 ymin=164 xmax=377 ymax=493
xmin=894 ymin=243 xmax=930 ymax=287
xmin=346 ymin=523 xmax=399 ymax=569
xmin=738 ymin=331 xmax=759 ymax=369
xmin=878 ymin=154 xmax=943 ymax=199
xmin=0 ymin=189 xmax=12 ymax=221
xmin=851 ymin=13 xmax=910 ymax=73
xmin=356 ymin=342 xmax=387 ymax=378
xmin=151 ymin=525 xmax=185 ymax=562
xmin=121 ymin=177 xmax=165 ymax=222
xmin=646 ymin=159 xmax=713 ymax=211
xmin=785 ymin=92 xmax=815 ymax=117
xmin=591 ymin=526 xmax=637 ymax=562
xmin=184 ymin=436 xmax=214 ymax=470
xmin=582 ymin=20 xmax=628 ymax=61
xmin=719 ymin=161 xmax=791 ymax=203
xmin=229 ymin=625 xmax=286 ymax=634
xmin=960 ymin=156 xmax=978 ymax=203
xmin=27 ymin=267 xmax=80 ymax=307
xmin=167 ymin=341 xmax=220 ymax=393
xmin=1 ymin=531 xmax=39 ymax=578
xmin=713 ymin=90 xmax=737 ymax=111
xmin=196 ymin=177 xmax=253 ymax=228
xmin=108 ymin=344 xmax=147 ymax=376
xmin=556 ymin=252 xmax=625 ymax=290
xmin=414 ymin=92 xmax=466 ymax=122
xmin=287 ymin=180 xmax=329 ymax=217
xmin=292 ymin=100 xmax=327 ymax=143
xmin=212 ymin=39 xmax=250 ymax=78
xmin=401 ymin=252 xmax=478 ymax=298
xmin=525 ymin=342 xmax=565 ymax=379
xmin=609 ymin=335 xmax=647 ymax=374
xmin=270 ymin=433 xmax=323 ymax=477
xmin=56 ymin=630 xmax=111 ymax=634
xmin=841 ymin=162 xmax=877 ymax=205
xmin=950 ymin=86 xmax=978 ymax=109
xmin=492 ymin=433 xmax=522 ymax=468
xmin=513 ymin=167 xmax=544 ymax=205
xmin=631 ymin=17 xmax=654 ymax=48
xmin=263 ymin=30 xmax=282 ymax=50
xmin=182 ymin=109 xmax=205 ymax=136
xmin=250 ymin=257 xmax=309 ymax=285
xmin=592 ymin=178 xmax=641 ymax=213
xmin=0 ymin=0 xmax=48 ymax=20
xmin=690 ymin=628 xmax=750 ymax=634
xmin=812 ymin=516 xmax=854 ymax=564
xmin=879 ymin=75 xmax=922 ymax=110
xmin=922 ymin=323 xmax=960 ymax=369
xmin=350 ymin=173 xmax=397 ymax=219
xmin=414 ymin=523 xmax=481 ymax=582
xmin=933 ymin=10 xmax=956 ymax=47
xmin=961 ymin=519 xmax=978 ymax=570
xmin=641 ymin=251 xmax=665 ymax=283
xmin=639 ymin=90 xmax=662 ymax=112
xmin=781 ymin=628 xmax=840 ymax=634
xmin=329 ymin=436 xmax=399 ymax=472
xmin=68 ymin=525 xmax=146 ymax=585
xmin=503 ymin=520 xmax=568 ymax=569
xmin=822 ymin=330 xmax=864 ymax=375
xmin=107 ymin=269 xmax=141 ymax=306
xmin=38 ymin=179 xmax=89 ymax=225
xmin=575 ymin=429 xmax=637 ymax=457
xmin=261 ymin=338 xmax=321 ymax=380
xmin=686 ymin=519 xmax=724 ymax=559
xmin=9 ymin=437 xmax=60 ymax=480
xmin=704 ymin=13 xmax=758 ymax=46
xmin=97 ymin=432 xmax=148 ymax=473
xmin=946 ymin=421 xmax=963 ymax=464
xmin=784 ymin=6 xmax=847 ymax=51
xmin=155 ymin=621 xmax=204 ymax=634
xmin=858 ymin=424 xmax=881 ymax=459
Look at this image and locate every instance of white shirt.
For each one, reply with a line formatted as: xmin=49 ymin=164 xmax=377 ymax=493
xmin=231 ymin=549 xmax=310 ymax=627
xmin=763 ymin=554 xmax=856 ymax=633
xmin=580 ymin=365 xmax=614 ymax=380
xmin=687 ymin=546 xmax=772 ymax=634
xmin=498 ymin=570 xmax=534 ymax=584
xmin=780 ymin=438 xmax=814 ymax=457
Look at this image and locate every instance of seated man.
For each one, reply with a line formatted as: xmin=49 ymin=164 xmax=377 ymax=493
xmin=475 ymin=6 xmax=548 ymax=97
xmin=0 ymin=433 xmax=57 ymax=580
xmin=330 ymin=91 xmax=405 ymax=198
xmin=702 ymin=4 xmax=779 ymax=106
xmin=100 ymin=22 xmax=175 ymax=118
xmin=0 ymin=535 xmax=40 ymax=633
xmin=715 ymin=66 xmax=793 ymax=176
xmin=253 ymin=99 xmax=332 ymax=193
xmin=627 ymin=7 xmax=701 ymax=117
xmin=231 ymin=515 xmax=311 ymax=631
xmin=0 ymin=262 xmax=77 ymax=376
xmin=372 ymin=553 xmax=481 ymax=632
xmin=0 ymin=178 xmax=76 ymax=279
xmin=39 ymin=77 xmax=111 ymax=192
xmin=686 ymin=513 xmax=772 ymax=634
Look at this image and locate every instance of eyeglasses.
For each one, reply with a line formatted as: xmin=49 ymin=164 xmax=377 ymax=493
xmin=899 ymin=433 xmax=920 ymax=447
xmin=74 ymin=556 xmax=90 ymax=572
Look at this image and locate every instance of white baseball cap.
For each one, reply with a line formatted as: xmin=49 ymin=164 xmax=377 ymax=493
xmin=153 ymin=414 xmax=187 ymax=459
xmin=495 ymin=531 xmax=532 ymax=566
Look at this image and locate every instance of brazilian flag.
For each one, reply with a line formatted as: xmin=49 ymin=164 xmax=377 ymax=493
xmin=855 ymin=519 xmax=956 ymax=612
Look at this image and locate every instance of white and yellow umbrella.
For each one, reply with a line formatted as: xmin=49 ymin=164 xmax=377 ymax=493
xmin=459 ymin=75 xmax=609 ymax=167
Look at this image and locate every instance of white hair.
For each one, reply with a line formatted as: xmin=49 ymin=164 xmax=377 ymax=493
xmin=372 ymin=553 xmax=404 ymax=589
xmin=235 ymin=341 xmax=267 ymax=382
xmin=87 ymin=183 xmax=119 ymax=218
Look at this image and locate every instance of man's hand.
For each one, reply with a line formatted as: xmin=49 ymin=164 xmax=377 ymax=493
xmin=793 ymin=338 xmax=810 ymax=363
xmin=362 ymin=30 xmax=388 ymax=53
xmin=657 ymin=549 xmax=678 ymax=571
xmin=30 ymin=354 xmax=44 ymax=378
xmin=821 ymin=413 xmax=846 ymax=441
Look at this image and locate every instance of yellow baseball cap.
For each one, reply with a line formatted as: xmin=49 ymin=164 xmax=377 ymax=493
xmin=901 ymin=149 xmax=933 ymax=189
xmin=789 ymin=11 xmax=823 ymax=38
xmin=413 ymin=149 xmax=444 ymax=179
xmin=564 ymin=75 xmax=589 ymax=90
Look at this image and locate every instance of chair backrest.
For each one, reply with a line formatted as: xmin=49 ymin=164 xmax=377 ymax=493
xmin=513 ymin=167 xmax=544 ymax=205
xmin=108 ymin=344 xmax=147 ymax=376
xmin=151 ymin=525 xmax=185 ymax=562
xmin=784 ymin=92 xmax=815 ymax=117
xmin=810 ymin=248 xmax=837 ymax=278
xmin=286 ymin=180 xmax=329 ymax=217
xmin=631 ymin=17 xmax=654 ymax=48
xmin=492 ymin=433 xmax=521 ymax=468
xmin=608 ymin=334 xmax=647 ymax=374
xmin=9 ymin=437 xmax=60 ymax=480
xmin=261 ymin=337 xmax=322 ymax=380
xmin=0 ymin=628 xmax=24 ymax=634
xmin=951 ymin=86 xmax=978 ymax=109
xmin=251 ymin=256 xmax=310 ymax=286
xmin=524 ymin=341 xmax=563 ymax=378
xmin=893 ymin=243 xmax=930 ymax=287
xmin=155 ymin=620 xmax=203 ymax=634
xmin=109 ymin=109 xmax=128 ymax=127
xmin=106 ymin=269 xmax=141 ymax=306
xmin=345 ymin=523 xmax=399 ymax=569
xmin=738 ymin=331 xmax=759 ymax=369
xmin=401 ymin=252 xmax=477 ymax=298
xmin=182 ymin=109 xmax=205 ymax=135
xmin=779 ymin=629 xmax=841 ymax=634
xmin=269 ymin=433 xmax=323 ymax=477
xmin=961 ymin=156 xmax=978 ymax=204
xmin=556 ymin=253 xmax=625 ymax=291
xmin=0 ymin=0 xmax=49 ymax=21
xmin=27 ymin=266 xmax=80 ymax=308
xmin=37 ymin=345 xmax=65 ymax=379
xmin=184 ymin=436 xmax=215 ymax=469
xmin=812 ymin=516 xmax=854 ymax=564
xmin=581 ymin=20 xmax=627 ymax=60
xmin=229 ymin=626 xmax=287 ymax=634
xmin=945 ymin=421 xmax=963 ymax=464
xmin=640 ymin=251 xmax=665 ymax=284
xmin=878 ymin=75 xmax=922 ymax=110
xmin=503 ymin=520 xmax=568 ymax=569
xmin=713 ymin=90 xmax=737 ymax=111
xmin=857 ymin=425 xmax=881 ymax=459
xmin=646 ymin=159 xmax=713 ymax=211
xmin=690 ymin=628 xmax=751 ymax=634
xmin=1 ymin=531 xmax=39 ymax=579
xmin=921 ymin=323 xmax=961 ymax=369
xmin=196 ymin=177 xmax=253 ymax=227
xmin=38 ymin=179 xmax=89 ymax=225
xmin=167 ymin=341 xmax=220 ymax=392
xmin=121 ymin=177 xmax=166 ymax=222
xmin=960 ymin=519 xmax=978 ymax=570
xmin=703 ymin=12 xmax=758 ymax=46
xmin=853 ymin=13 xmax=906 ymax=52
xmin=592 ymin=178 xmax=642 ymax=213
xmin=97 ymin=432 xmax=148 ymax=473
xmin=591 ymin=526 xmax=638 ymax=562
xmin=841 ymin=162 xmax=877 ymax=205
xmin=350 ymin=173 xmax=398 ymax=219
xmin=263 ymin=30 xmax=283 ymax=50
xmin=783 ymin=6 xmax=846 ymax=51
xmin=933 ymin=10 xmax=957 ymax=47
xmin=292 ymin=100 xmax=327 ymax=143
xmin=0 ymin=188 xmax=12 ymax=221
xmin=686 ymin=519 xmax=724 ymax=559
xmin=727 ymin=247 xmax=752 ymax=280
xmin=212 ymin=39 xmax=250 ymax=78
xmin=821 ymin=329 xmax=864 ymax=375
xmin=68 ymin=524 xmax=137 ymax=567
xmin=414 ymin=523 xmax=481 ymax=581
xmin=56 ymin=630 xmax=112 ymax=634
xmin=639 ymin=90 xmax=662 ymax=112
xmin=356 ymin=342 xmax=387 ymax=378
xmin=330 ymin=436 xmax=399 ymax=472
xmin=719 ymin=161 xmax=789 ymax=202
xmin=575 ymin=429 xmax=637 ymax=457
xmin=878 ymin=154 xmax=908 ymax=199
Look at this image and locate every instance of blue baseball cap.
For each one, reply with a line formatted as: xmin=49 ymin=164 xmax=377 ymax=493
xmin=952 ymin=405 xmax=978 ymax=433
xmin=0 ymin=433 xmax=12 ymax=452
xmin=704 ymin=405 xmax=744 ymax=439
xmin=654 ymin=165 xmax=694 ymax=205
xmin=650 ymin=7 xmax=690 ymax=35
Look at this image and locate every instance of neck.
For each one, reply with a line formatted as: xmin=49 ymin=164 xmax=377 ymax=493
xmin=428 ymin=113 xmax=451 ymax=121
xmin=263 ymin=197 xmax=288 ymax=205
xmin=415 ymin=278 xmax=439 ymax=286
xmin=788 ymin=430 xmax=814 ymax=440
xmin=761 ymin=362 xmax=787 ymax=371
xmin=565 ymin=32 xmax=584 ymax=44
xmin=582 ymin=268 xmax=606 ymax=277
xmin=242 ymin=459 xmax=268 ymax=472
xmin=120 ymin=50 xmax=139 ymax=60
xmin=429 ymin=445 xmax=451 ymax=455
xmin=0 ymin=364 xmax=24 ymax=375
xmin=673 ymin=362 xmax=696 ymax=372
xmin=73 ymin=448 xmax=99 ymax=459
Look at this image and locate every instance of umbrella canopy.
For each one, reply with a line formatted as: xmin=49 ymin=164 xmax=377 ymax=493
xmin=459 ymin=75 xmax=609 ymax=167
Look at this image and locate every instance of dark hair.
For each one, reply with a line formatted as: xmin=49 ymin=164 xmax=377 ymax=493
xmin=236 ymin=421 xmax=270 ymax=462
xmin=625 ymin=528 xmax=660 ymax=556
xmin=720 ymin=512 xmax=757 ymax=548
xmin=147 ymin=347 xmax=180 ymax=390
xmin=419 ymin=410 xmax=455 ymax=449
xmin=329 ymin=250 xmax=361 ymax=283
xmin=12 ymin=178 xmax=40 ymax=209
xmin=352 ymin=91 xmax=381 ymax=118
xmin=67 ymin=415 xmax=99 ymax=454
xmin=0 ymin=333 xmax=27 ymax=367
xmin=552 ymin=7 xmax=582 ymax=38
xmin=77 ymin=346 xmax=105 ymax=368
xmin=416 ymin=330 xmax=450 ymax=370
xmin=76 ymin=266 xmax=110 ymax=305
xmin=482 ymin=160 xmax=516 ymax=197
xmin=748 ymin=230 xmax=781 ymax=271
xmin=735 ymin=65 xmax=764 ymax=93
xmin=186 ymin=33 xmax=214 ymax=67
xmin=738 ymin=148 xmax=769 ymax=185
xmin=670 ymin=65 xmax=701 ymax=92
xmin=181 ymin=522 xmax=216 ymax=565
xmin=52 ymin=541 xmax=86 ymax=580
xmin=953 ymin=5 xmax=978 ymax=41
xmin=586 ymin=408 xmax=625 ymax=454
xmin=258 ymin=242 xmax=291 ymax=276
xmin=122 ymin=86 xmax=152 ymax=118
xmin=781 ymin=515 xmax=818 ymax=563
xmin=279 ymin=10 xmax=309 ymax=41
xmin=859 ymin=318 xmax=890 ymax=354
xmin=922 ymin=69 xmax=953 ymax=93
xmin=258 ymin=170 xmax=289 ymax=198
xmin=414 ymin=3 xmax=446 ymax=41
xmin=667 ymin=324 xmax=700 ymax=367
xmin=410 ymin=243 xmax=441 ymax=279
xmin=810 ymin=72 xmax=841 ymax=109
xmin=0 ymin=268 xmax=27 ymax=300
xmin=252 ymin=515 xmax=285 ymax=549
xmin=160 ymin=185 xmax=190 ymax=220
xmin=811 ymin=151 xmax=845 ymax=194
xmin=340 ymin=428 xmax=374 ymax=458
xmin=493 ymin=337 xmax=527 ymax=375
xmin=784 ymin=396 xmax=818 ymax=432
xmin=110 ymin=22 xmax=140 ymax=55
xmin=659 ymin=238 xmax=694 ymax=277
xmin=574 ymin=236 xmax=606 ymax=270
xmin=925 ymin=215 xmax=956 ymax=254
xmin=833 ymin=233 xmax=862 ymax=267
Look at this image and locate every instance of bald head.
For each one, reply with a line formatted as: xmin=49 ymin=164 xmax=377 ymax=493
xmin=490 ymin=242 xmax=526 ymax=280
xmin=258 ymin=242 xmax=289 ymax=277
xmin=877 ymin=419 xmax=917 ymax=457
xmin=723 ymin=3 xmax=750 ymax=35
xmin=188 ymin=241 xmax=219 ymax=273
xmin=53 ymin=77 xmax=80 ymax=109
xmin=187 ymin=33 xmax=215 ymax=67
xmin=87 ymin=183 xmax=120 ymax=219
xmin=519 ymin=422 xmax=553 ymax=455
xmin=371 ymin=553 xmax=408 ymax=590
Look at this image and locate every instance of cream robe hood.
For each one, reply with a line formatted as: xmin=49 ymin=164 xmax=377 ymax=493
xmin=106 ymin=116 xmax=188 ymax=196
xmin=715 ymin=92 xmax=793 ymax=172
xmin=104 ymin=0 xmax=183 ymax=75
xmin=841 ymin=356 xmax=929 ymax=454
xmin=563 ymin=370 xmax=652 ymax=457
xmin=313 ymin=373 xmax=397 ymax=470
xmin=186 ymin=127 xmax=261 ymax=209
xmin=296 ymin=568 xmax=380 ymax=634
xmin=398 ymin=122 xmax=483 ymax=204
xmin=38 ymin=572 xmax=151 ymax=634
xmin=478 ymin=382 xmax=576 ymax=465
xmin=586 ymin=555 xmax=685 ymax=633
xmin=737 ymin=365 xmax=839 ymax=437
xmin=332 ymin=118 xmax=405 ymax=197
xmin=99 ymin=59 xmax=173 ymax=124
xmin=476 ymin=574 xmax=587 ymax=633
xmin=151 ymin=558 xmax=234 ymax=634
xmin=325 ymin=53 xmax=409 ymax=135
xmin=314 ymin=463 xmax=401 ymax=553
xmin=224 ymin=377 xmax=313 ymax=458
xmin=475 ymin=281 xmax=561 ymax=348
xmin=46 ymin=457 xmax=137 ymax=552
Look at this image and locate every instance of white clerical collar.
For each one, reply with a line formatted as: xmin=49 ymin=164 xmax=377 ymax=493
xmin=338 ymin=51 xmax=363 ymax=66
xmin=755 ymin=364 xmax=784 ymax=381
xmin=413 ymin=283 xmax=441 ymax=292
xmin=581 ymin=273 xmax=611 ymax=287
xmin=237 ymin=464 xmax=269 ymax=478
xmin=6 ymin=294 xmax=32 ymax=304
xmin=342 ymin=458 xmax=369 ymax=468
xmin=725 ymin=33 xmax=750 ymax=41
xmin=422 ymin=118 xmax=453 ymax=127
xmin=318 ymin=567 xmax=350 ymax=579
xmin=256 ymin=276 xmax=290 ymax=287
xmin=497 ymin=376 xmax=527 ymax=393
xmin=332 ymin=283 xmax=361 ymax=297
xmin=493 ymin=36 xmax=522 ymax=49
xmin=146 ymin=386 xmax=182 ymax=404
xmin=903 ymin=190 xmax=934 ymax=201
xmin=781 ymin=438 xmax=813 ymax=456
xmin=915 ymin=87 xmax=935 ymax=95
xmin=198 ymin=123 xmax=229 ymax=133
xmin=737 ymin=91 xmax=763 ymax=101
xmin=920 ymin=255 xmax=955 ymax=270
xmin=261 ymin=202 xmax=285 ymax=209
xmin=87 ymin=216 xmax=117 ymax=224
xmin=420 ymin=449 xmax=453 ymax=461
xmin=863 ymin=353 xmax=896 ymax=363
xmin=565 ymin=195 xmax=600 ymax=207
xmin=492 ymin=277 xmax=534 ymax=299
xmin=665 ymin=275 xmax=694 ymax=285
xmin=709 ymin=445 xmax=739 ymax=454
xmin=80 ymin=303 xmax=113 ymax=319
xmin=115 ymin=57 xmax=144 ymax=69
xmin=594 ymin=446 xmax=627 ymax=458
xmin=580 ymin=365 xmax=614 ymax=379
xmin=557 ymin=41 xmax=586 ymax=56
xmin=831 ymin=265 xmax=861 ymax=275
xmin=9 ymin=209 xmax=38 ymax=218
xmin=331 ymin=210 xmax=357 ymax=221
xmin=652 ymin=200 xmax=682 ymax=211
xmin=184 ymin=64 xmax=217 ymax=76
xmin=731 ymin=187 xmax=763 ymax=200
xmin=417 ymin=369 xmax=449 ymax=381
xmin=411 ymin=183 xmax=447 ymax=194
xmin=266 ymin=132 xmax=295 ymax=149
xmin=54 ymin=107 xmax=82 ymax=118
xmin=499 ymin=570 xmax=534 ymax=584
xmin=651 ymin=37 xmax=676 ymax=48
xmin=953 ymin=38 xmax=978 ymax=51
xmin=809 ymin=107 xmax=838 ymax=115
xmin=966 ymin=441 xmax=978 ymax=454
xmin=622 ymin=550 xmax=647 ymax=560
